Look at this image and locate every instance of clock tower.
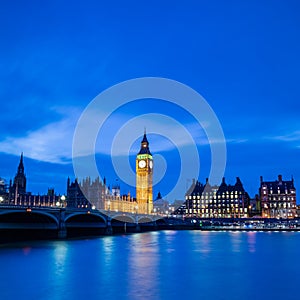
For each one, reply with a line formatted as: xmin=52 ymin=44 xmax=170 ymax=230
xmin=136 ymin=130 xmax=153 ymax=214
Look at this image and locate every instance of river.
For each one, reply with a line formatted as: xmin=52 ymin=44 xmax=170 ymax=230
xmin=0 ymin=230 xmax=299 ymax=300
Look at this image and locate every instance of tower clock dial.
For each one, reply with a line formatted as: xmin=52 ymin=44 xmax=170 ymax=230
xmin=149 ymin=160 xmax=153 ymax=169
xmin=138 ymin=160 xmax=146 ymax=168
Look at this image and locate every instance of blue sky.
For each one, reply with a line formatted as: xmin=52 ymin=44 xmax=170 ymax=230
xmin=0 ymin=0 xmax=300 ymax=200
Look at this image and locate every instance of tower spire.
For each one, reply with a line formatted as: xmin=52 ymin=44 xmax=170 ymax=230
xmin=18 ymin=152 xmax=24 ymax=174
xmin=138 ymin=131 xmax=151 ymax=155
xmin=11 ymin=152 xmax=26 ymax=196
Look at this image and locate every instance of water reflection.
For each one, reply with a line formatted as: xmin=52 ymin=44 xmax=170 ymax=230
xmin=101 ymin=236 xmax=114 ymax=264
xmin=22 ymin=246 xmax=32 ymax=256
xmin=127 ymin=232 xmax=160 ymax=300
xmin=53 ymin=242 xmax=68 ymax=275
xmin=247 ymin=232 xmax=256 ymax=253
xmin=162 ymin=230 xmax=177 ymax=253
xmin=191 ymin=231 xmax=212 ymax=255
xmin=229 ymin=232 xmax=243 ymax=252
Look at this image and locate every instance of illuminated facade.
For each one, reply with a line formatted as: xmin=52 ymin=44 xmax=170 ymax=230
xmin=67 ymin=177 xmax=137 ymax=213
xmin=10 ymin=193 xmax=62 ymax=207
xmin=184 ymin=177 xmax=250 ymax=218
xmin=260 ymin=175 xmax=296 ymax=218
xmin=136 ymin=131 xmax=153 ymax=214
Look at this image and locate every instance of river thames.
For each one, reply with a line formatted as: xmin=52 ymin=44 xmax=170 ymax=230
xmin=0 ymin=230 xmax=299 ymax=300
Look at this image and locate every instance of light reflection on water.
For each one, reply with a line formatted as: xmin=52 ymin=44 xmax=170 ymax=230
xmin=53 ymin=242 xmax=68 ymax=277
xmin=247 ymin=232 xmax=256 ymax=253
xmin=128 ymin=232 xmax=160 ymax=300
xmin=0 ymin=231 xmax=299 ymax=300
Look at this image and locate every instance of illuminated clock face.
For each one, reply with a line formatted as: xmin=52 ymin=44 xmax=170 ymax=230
xmin=138 ymin=160 xmax=146 ymax=168
xmin=149 ymin=161 xmax=153 ymax=169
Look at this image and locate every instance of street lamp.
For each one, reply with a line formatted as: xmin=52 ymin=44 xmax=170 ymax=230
xmin=60 ymin=195 xmax=66 ymax=207
xmin=56 ymin=195 xmax=66 ymax=208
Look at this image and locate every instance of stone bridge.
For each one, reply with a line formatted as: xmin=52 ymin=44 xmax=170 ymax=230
xmin=0 ymin=206 xmax=166 ymax=239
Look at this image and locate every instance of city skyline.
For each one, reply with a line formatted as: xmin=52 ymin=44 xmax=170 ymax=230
xmin=0 ymin=151 xmax=297 ymax=204
xmin=0 ymin=1 xmax=300 ymax=199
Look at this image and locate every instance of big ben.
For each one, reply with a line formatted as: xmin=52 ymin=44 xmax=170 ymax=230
xmin=136 ymin=130 xmax=153 ymax=214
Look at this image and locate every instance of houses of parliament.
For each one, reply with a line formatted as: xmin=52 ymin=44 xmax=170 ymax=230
xmin=0 ymin=133 xmax=154 ymax=215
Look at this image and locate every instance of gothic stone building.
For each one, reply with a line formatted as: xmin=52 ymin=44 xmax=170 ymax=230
xmin=67 ymin=177 xmax=137 ymax=213
xmin=6 ymin=153 xmax=61 ymax=207
xmin=260 ymin=175 xmax=296 ymax=219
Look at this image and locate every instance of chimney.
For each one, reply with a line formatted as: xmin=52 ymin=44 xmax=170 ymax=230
xmin=278 ymin=175 xmax=282 ymax=182
xmin=260 ymin=176 xmax=263 ymax=183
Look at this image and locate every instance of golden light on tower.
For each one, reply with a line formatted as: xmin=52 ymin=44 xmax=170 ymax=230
xmin=136 ymin=130 xmax=153 ymax=214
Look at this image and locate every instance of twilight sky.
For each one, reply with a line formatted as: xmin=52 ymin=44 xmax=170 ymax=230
xmin=0 ymin=0 xmax=300 ymax=201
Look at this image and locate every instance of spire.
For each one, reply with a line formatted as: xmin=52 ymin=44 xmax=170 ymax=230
xmin=12 ymin=152 xmax=26 ymax=195
xmin=17 ymin=152 xmax=24 ymax=174
xmin=156 ymin=191 xmax=162 ymax=200
xmin=138 ymin=130 xmax=151 ymax=155
xmin=141 ymin=132 xmax=148 ymax=144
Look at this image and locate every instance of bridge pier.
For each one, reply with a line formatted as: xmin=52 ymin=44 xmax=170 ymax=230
xmin=58 ymin=209 xmax=67 ymax=239
xmin=135 ymin=223 xmax=141 ymax=233
xmin=58 ymin=228 xmax=67 ymax=239
xmin=105 ymin=217 xmax=113 ymax=235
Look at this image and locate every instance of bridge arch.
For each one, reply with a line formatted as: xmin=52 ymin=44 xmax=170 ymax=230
xmin=0 ymin=210 xmax=59 ymax=226
xmin=111 ymin=214 xmax=135 ymax=223
xmin=65 ymin=212 xmax=107 ymax=224
xmin=138 ymin=216 xmax=154 ymax=223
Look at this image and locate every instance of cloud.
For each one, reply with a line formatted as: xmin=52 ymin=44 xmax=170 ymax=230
xmin=225 ymin=138 xmax=248 ymax=144
xmin=0 ymin=104 xmax=247 ymax=164
xmin=0 ymin=107 xmax=80 ymax=164
xmin=271 ymin=131 xmax=300 ymax=143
